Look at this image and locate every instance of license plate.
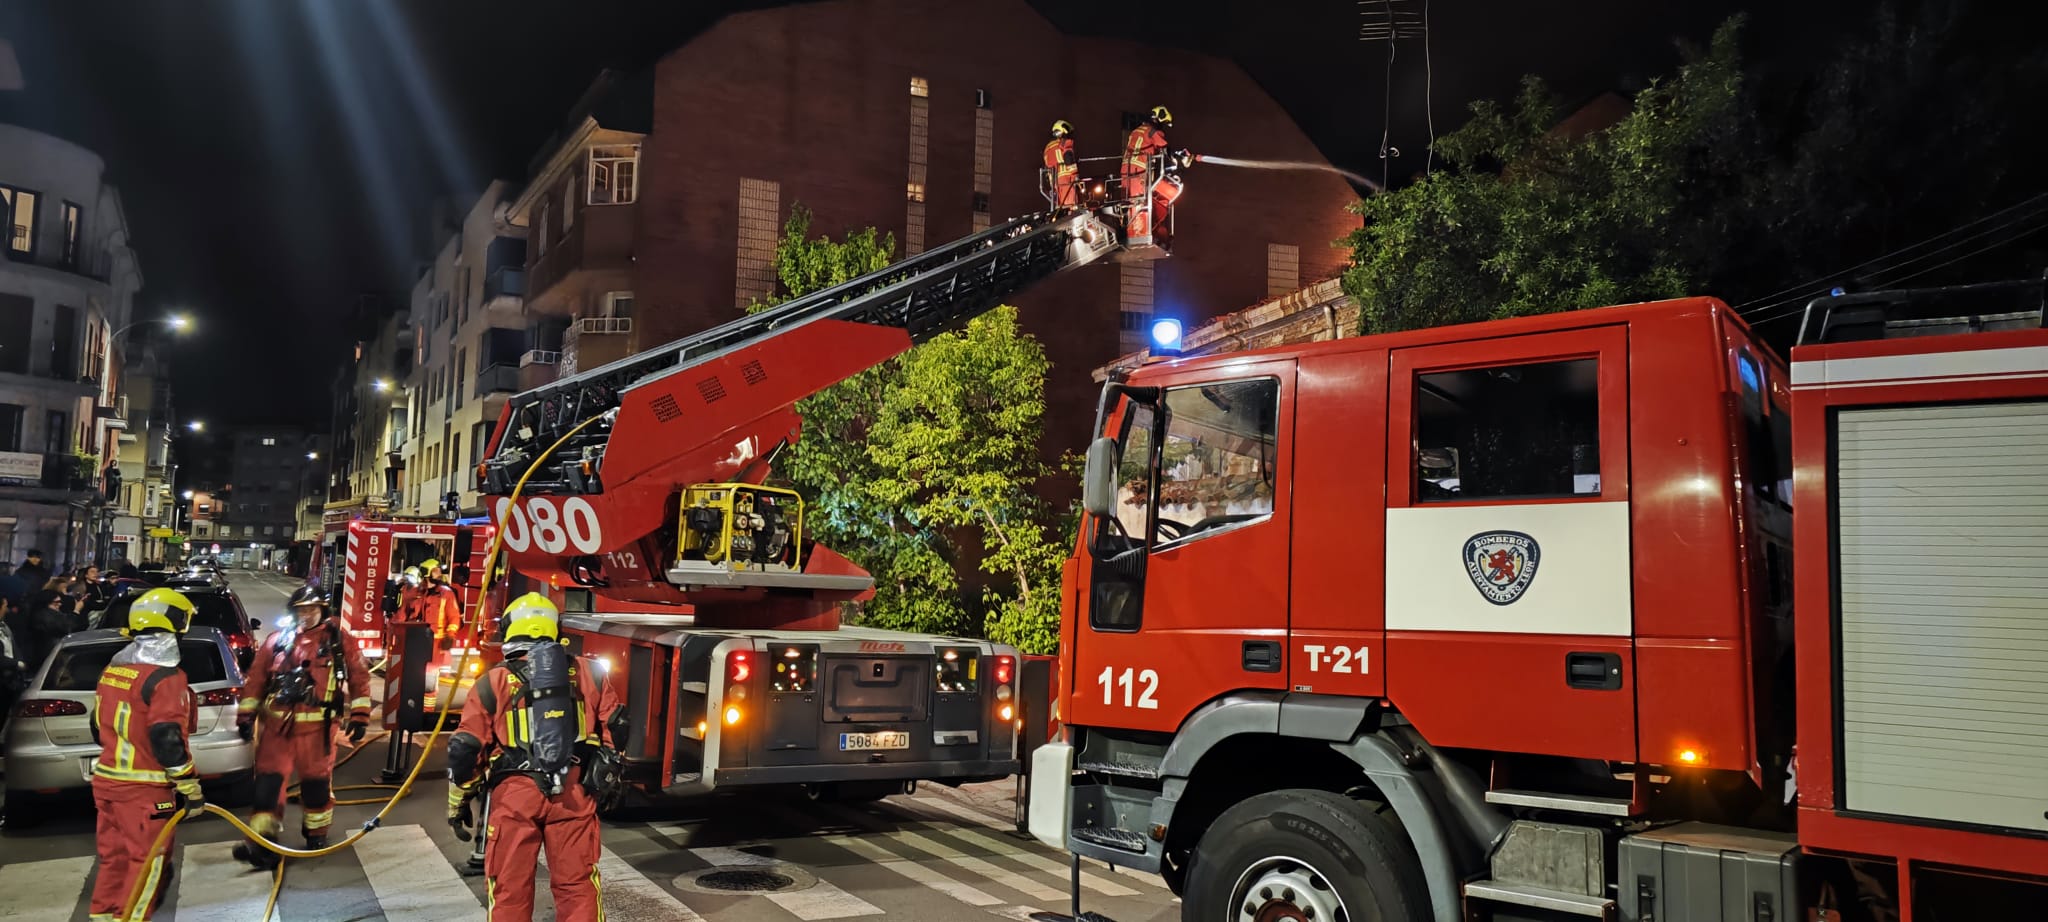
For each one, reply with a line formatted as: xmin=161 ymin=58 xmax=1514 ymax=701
xmin=839 ymin=731 xmax=910 ymax=751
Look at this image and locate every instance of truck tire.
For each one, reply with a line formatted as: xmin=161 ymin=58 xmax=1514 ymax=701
xmin=1182 ymin=788 xmax=1429 ymax=922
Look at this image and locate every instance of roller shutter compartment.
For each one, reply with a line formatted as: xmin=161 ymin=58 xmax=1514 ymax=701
xmin=1836 ymin=400 xmax=2048 ymax=832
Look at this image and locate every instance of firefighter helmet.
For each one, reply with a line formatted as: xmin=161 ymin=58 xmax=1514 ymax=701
xmin=1149 ymin=105 xmax=1174 ymax=128
xmin=126 ymin=588 xmax=196 ymax=635
xmin=287 ymin=584 xmax=327 ymax=609
xmin=1050 ymin=119 xmax=1073 ymax=138
xmin=401 ymin=566 xmax=423 ymax=587
xmin=503 ymin=592 xmax=561 ymax=643
xmin=420 ymin=558 xmax=443 ymax=576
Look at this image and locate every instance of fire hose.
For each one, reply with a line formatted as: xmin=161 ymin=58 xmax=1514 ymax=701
xmin=121 ymin=410 xmax=614 ymax=922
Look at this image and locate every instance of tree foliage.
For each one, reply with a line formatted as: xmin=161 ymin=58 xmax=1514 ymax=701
xmin=1342 ymin=1 xmax=2048 ymax=337
xmin=750 ymin=205 xmax=1069 ymax=650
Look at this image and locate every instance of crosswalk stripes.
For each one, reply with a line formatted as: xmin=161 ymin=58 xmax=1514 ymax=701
xmin=755 ymin=801 xmax=1008 ymax=908
xmin=592 ymin=845 xmax=710 ymax=922
xmin=884 ymin=795 xmax=1149 ymax=896
xmin=168 ymin=841 xmax=289 ymax=921
xmin=807 ymin=800 xmax=1068 ymax=902
xmin=687 ymin=845 xmax=885 ymax=920
xmin=354 ymin=823 xmax=485 ymax=921
xmin=0 ymin=854 xmax=93 ymax=920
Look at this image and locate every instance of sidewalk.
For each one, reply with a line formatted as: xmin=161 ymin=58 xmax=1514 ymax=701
xmin=924 ymin=775 xmax=1026 ymax=827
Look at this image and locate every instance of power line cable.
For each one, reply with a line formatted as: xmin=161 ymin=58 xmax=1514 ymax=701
xmin=1736 ymin=190 xmax=2048 ymax=314
xmin=1740 ymin=201 xmax=2048 ymax=321
xmin=1745 ymin=217 xmax=2048 ymax=326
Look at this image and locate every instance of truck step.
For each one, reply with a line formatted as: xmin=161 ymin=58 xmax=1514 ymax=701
xmin=1076 ymin=760 xmax=1161 ymax=780
xmin=1069 ymin=826 xmax=1149 ymax=854
xmin=1484 ymin=789 xmax=1635 ymax=817
xmin=1463 ymin=881 xmax=1615 ymax=918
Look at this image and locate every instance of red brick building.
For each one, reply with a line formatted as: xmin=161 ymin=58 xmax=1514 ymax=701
xmin=514 ymin=0 xmax=1359 ymax=450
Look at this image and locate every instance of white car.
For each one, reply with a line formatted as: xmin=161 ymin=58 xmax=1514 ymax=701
xmin=2 ymin=627 xmax=253 ymax=827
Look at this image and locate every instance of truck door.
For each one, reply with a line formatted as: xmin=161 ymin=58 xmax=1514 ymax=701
xmin=1383 ymin=326 xmax=1636 ymax=761
xmin=1072 ymin=361 xmax=1295 ymax=734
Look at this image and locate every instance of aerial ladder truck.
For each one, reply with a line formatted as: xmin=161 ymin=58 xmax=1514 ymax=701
xmin=475 ymin=156 xmax=1171 ymax=802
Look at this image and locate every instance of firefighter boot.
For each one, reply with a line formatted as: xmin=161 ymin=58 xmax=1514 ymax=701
xmin=304 ymin=831 xmax=329 ymax=850
xmin=234 ymin=814 xmax=284 ymax=870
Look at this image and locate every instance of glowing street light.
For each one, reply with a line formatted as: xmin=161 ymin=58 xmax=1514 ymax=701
xmin=181 ymin=490 xmax=195 ymax=500
xmin=186 ymin=420 xmax=205 ymax=433
xmin=373 ymin=378 xmax=393 ymax=393
xmin=307 ymin=451 xmax=319 ymax=461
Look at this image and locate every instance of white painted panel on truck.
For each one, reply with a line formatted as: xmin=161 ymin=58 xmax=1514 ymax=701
xmin=1838 ymin=400 xmax=2048 ymax=832
xmin=1386 ymin=501 xmax=1632 ymax=636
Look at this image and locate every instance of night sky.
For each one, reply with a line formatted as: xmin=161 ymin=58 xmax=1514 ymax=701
xmin=0 ymin=0 xmax=1885 ymax=444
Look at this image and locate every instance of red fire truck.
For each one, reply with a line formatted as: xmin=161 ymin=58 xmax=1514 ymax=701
xmin=477 ymin=203 xmax=1137 ymax=801
xmin=1028 ymin=280 xmax=2047 ymax=920
xmin=312 ymin=511 xmax=499 ymax=712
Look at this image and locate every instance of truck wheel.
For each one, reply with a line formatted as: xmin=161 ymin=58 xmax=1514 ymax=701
xmin=1183 ymin=789 xmax=1429 ymax=922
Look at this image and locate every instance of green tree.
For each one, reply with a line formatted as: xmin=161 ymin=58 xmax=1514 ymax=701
xmin=750 ymin=205 xmax=1070 ymax=649
xmin=1342 ymin=18 xmax=1750 ymax=333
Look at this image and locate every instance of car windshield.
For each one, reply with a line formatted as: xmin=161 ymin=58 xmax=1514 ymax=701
xmin=41 ymin=638 xmax=230 ymax=691
xmin=96 ymin=593 xmax=244 ymax=636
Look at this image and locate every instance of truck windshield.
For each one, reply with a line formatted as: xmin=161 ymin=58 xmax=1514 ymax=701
xmin=1109 ymin=378 xmax=1280 ymax=546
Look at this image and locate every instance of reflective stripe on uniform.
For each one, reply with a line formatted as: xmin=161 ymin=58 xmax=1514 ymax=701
xmin=350 ymin=697 xmax=373 ymax=712
xmin=91 ymin=763 xmax=171 ymax=784
xmin=237 ymin=698 xmax=258 ymax=714
xmin=113 ymin=701 xmax=135 ymax=770
xmin=303 ymin=807 xmax=333 ymax=828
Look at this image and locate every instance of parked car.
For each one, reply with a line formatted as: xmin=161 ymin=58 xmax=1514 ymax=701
xmin=2 ymin=626 xmax=252 ymax=827
xmin=162 ymin=570 xmax=229 ymax=592
xmin=92 ymin=585 xmax=258 ymax=671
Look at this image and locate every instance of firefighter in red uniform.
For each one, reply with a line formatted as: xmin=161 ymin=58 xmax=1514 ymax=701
xmin=232 ymin=584 xmax=372 ymax=867
xmin=88 ymin=588 xmax=204 ymax=922
xmin=1044 ymin=120 xmax=1080 ymax=210
xmin=418 ymin=558 xmax=463 ymax=651
xmin=447 ymin=592 xmax=626 ymax=922
xmin=1121 ymin=105 xmax=1190 ymax=245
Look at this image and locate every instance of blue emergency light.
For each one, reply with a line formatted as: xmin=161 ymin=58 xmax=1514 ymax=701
xmin=1150 ymin=317 xmax=1184 ymax=356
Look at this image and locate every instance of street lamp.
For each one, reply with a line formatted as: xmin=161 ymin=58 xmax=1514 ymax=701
xmin=373 ymin=378 xmax=393 ymax=393
xmin=186 ymin=420 xmax=204 ymax=433
xmin=110 ymin=312 xmax=195 ymax=343
xmin=307 ymin=451 xmax=319 ymax=460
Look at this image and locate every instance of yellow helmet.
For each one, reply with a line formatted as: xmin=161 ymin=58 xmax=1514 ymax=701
xmin=1149 ymin=105 xmax=1174 ymax=127
xmin=420 ymin=558 xmax=444 ymax=577
xmin=127 ymin=588 xmax=196 ymax=635
xmin=1050 ymin=119 xmax=1073 ymax=138
xmin=503 ymin=591 xmax=560 ymax=642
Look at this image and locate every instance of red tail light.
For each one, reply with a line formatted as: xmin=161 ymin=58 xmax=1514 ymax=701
xmin=15 ymin=699 xmax=88 ymax=718
xmin=228 ymin=634 xmax=249 ymax=649
xmin=197 ymin=687 xmax=241 ymax=707
xmin=994 ymin=655 xmax=1014 ymax=686
xmin=729 ymin=651 xmax=751 ymax=684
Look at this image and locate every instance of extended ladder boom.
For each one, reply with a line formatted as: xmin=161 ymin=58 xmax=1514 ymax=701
xmin=477 ymin=207 xmax=1123 ymax=599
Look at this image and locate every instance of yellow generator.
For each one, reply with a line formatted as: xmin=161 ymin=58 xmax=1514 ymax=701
xmin=676 ymin=483 xmax=805 ymax=572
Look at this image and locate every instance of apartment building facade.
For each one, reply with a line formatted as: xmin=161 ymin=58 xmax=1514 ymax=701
xmin=508 ymin=0 xmax=1358 ymax=454
xmin=0 ymin=123 xmax=144 ymax=565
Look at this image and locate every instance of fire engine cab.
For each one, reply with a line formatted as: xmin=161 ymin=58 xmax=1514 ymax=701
xmin=1032 ymin=279 xmax=2048 ymax=921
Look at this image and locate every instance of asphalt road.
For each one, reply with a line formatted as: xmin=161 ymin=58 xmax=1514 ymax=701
xmin=0 ymin=568 xmax=1178 ymax=922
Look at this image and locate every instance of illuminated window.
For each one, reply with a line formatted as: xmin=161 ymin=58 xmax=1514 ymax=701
xmin=909 ymin=76 xmax=929 ymax=97
xmin=588 ymin=145 xmax=639 ymax=205
xmin=906 ymin=182 xmax=926 ymax=203
xmin=0 ymin=185 xmax=36 ymax=255
xmin=261 ymin=437 xmax=277 ymax=446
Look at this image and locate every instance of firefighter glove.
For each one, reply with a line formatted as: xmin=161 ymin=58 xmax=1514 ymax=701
xmin=236 ymin=715 xmax=254 ymax=742
xmin=447 ymin=780 xmax=478 ymax=841
xmin=172 ymin=770 xmax=205 ymax=818
xmin=346 ymin=717 xmax=368 ymax=744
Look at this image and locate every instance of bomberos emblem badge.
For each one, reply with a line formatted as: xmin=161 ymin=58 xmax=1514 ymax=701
xmin=1463 ymin=531 xmax=1539 ymax=605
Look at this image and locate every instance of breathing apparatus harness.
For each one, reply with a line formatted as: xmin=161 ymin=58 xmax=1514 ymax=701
xmin=479 ymin=641 xmax=628 ymax=810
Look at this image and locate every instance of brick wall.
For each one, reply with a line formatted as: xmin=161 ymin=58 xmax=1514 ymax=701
xmin=632 ymin=0 xmax=1359 ymax=452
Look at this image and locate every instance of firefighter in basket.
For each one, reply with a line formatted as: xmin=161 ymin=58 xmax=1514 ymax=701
xmin=232 ymin=584 xmax=372 ymax=867
xmin=87 ymin=588 xmax=204 ymax=922
xmin=446 ymin=592 xmax=627 ymax=922
xmin=1121 ymin=105 xmax=1193 ymax=247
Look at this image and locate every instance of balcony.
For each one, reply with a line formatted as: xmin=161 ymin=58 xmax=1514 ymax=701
xmin=484 ymin=267 xmax=525 ymax=302
xmin=474 ymin=363 xmax=520 ymax=399
xmin=1 ymin=244 xmax=113 ymax=284
xmin=0 ymin=451 xmax=93 ymax=493
xmin=526 ymin=204 xmax=636 ymax=318
xmin=518 ymin=350 xmax=559 ymax=390
xmin=558 ymin=317 xmax=634 ymax=376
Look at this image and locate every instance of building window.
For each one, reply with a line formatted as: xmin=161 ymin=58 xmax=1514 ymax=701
xmin=1415 ymin=359 xmax=1602 ymax=502
xmin=61 ymin=202 xmax=81 ymax=267
xmin=735 ymin=177 xmax=782 ymax=308
xmin=455 ymin=348 xmax=466 ymax=409
xmin=561 ymin=177 xmax=576 ymax=228
xmin=975 ymin=88 xmax=991 ymax=109
xmin=1266 ymin=244 xmax=1300 ymax=298
xmin=51 ymin=305 xmax=77 ymax=380
xmin=45 ymin=410 xmax=67 ymax=454
xmin=0 ymin=185 xmax=37 ymax=255
xmin=588 ymin=145 xmax=639 ymax=205
xmin=972 ymin=107 xmax=995 ymax=232
xmin=261 ymin=437 xmax=278 ymax=446
xmin=1119 ymin=262 xmax=1155 ymax=351
xmin=0 ymin=294 xmax=30 ymax=375
xmin=906 ymin=84 xmax=930 ymax=255
xmin=456 ymin=267 xmax=471 ymax=326
xmin=604 ymin=291 xmax=635 ymax=318
xmin=536 ymin=202 xmax=549 ymax=257
xmin=0 ymin=404 xmax=22 ymax=452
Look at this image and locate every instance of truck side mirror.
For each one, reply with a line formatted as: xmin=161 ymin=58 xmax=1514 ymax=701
xmin=1082 ymin=437 xmax=1118 ymax=518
